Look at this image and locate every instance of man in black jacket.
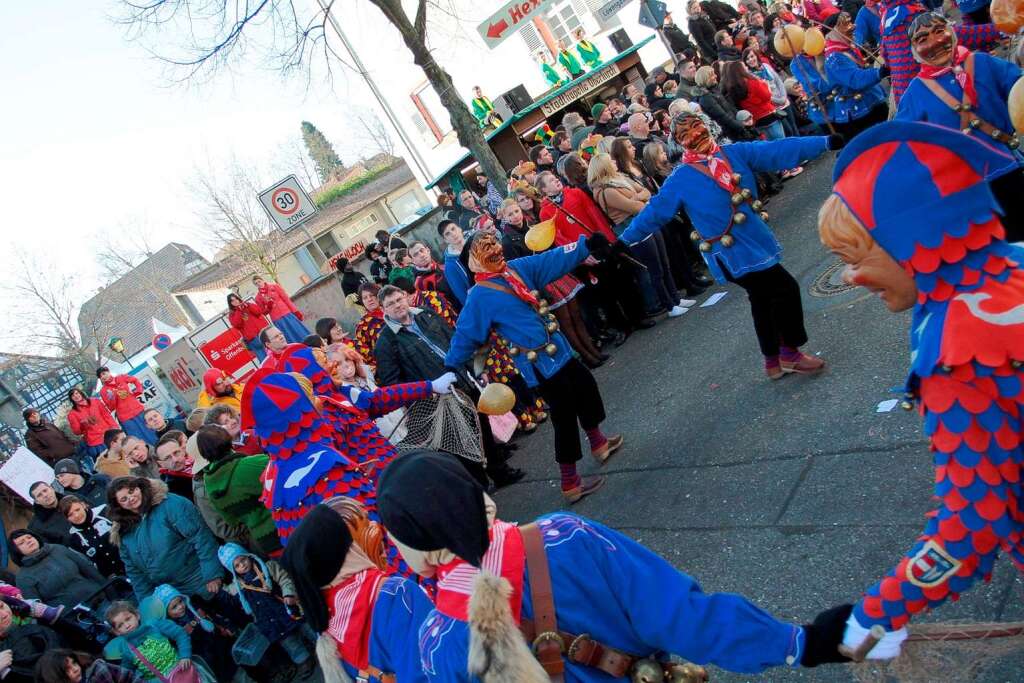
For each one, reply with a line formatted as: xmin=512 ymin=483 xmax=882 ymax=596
xmin=662 ymin=13 xmax=696 ymax=58
xmin=373 ymin=285 xmax=524 ymax=489
xmin=687 ymin=0 xmax=719 ymax=62
xmin=335 ymin=257 xmax=368 ymax=297
xmin=53 ymin=459 xmax=110 ymax=508
xmin=22 ymin=409 xmax=76 ymax=466
xmin=701 ymin=0 xmax=739 ymax=29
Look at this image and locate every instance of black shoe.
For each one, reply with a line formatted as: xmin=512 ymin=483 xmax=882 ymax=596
xmin=613 ymin=331 xmax=629 ymax=347
xmin=636 ymin=319 xmax=657 ymax=329
xmin=490 ymin=466 xmax=526 ymax=488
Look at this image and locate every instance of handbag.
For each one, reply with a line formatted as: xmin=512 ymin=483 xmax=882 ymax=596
xmin=125 ymin=641 xmax=200 ymax=683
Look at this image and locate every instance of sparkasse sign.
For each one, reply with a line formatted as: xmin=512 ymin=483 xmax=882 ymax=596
xmin=257 ymin=174 xmax=319 ymax=232
xmin=477 ymin=0 xmax=557 ymax=49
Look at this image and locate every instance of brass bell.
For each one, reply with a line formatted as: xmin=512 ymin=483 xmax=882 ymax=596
xmin=1012 ymin=359 xmax=1022 ymax=369
xmin=538 ymin=305 xmax=549 ymax=316
xmin=900 ymin=399 xmax=914 ymax=411
xmin=1010 ymin=138 xmax=1021 ymax=150
xmin=853 ymin=93 xmax=863 ymax=101
xmin=666 ymin=663 xmax=708 ymax=683
xmin=526 ymin=350 xmax=538 ymax=362
xmin=720 ymin=234 xmax=735 ymax=248
xmin=699 ymin=241 xmax=712 ymax=252
xmin=544 ymin=343 xmax=558 ymax=356
xmin=546 ymin=321 xmax=558 ymax=333
xmin=751 ymin=199 xmax=763 ymax=210
xmin=547 ymin=313 xmax=557 ymax=322
xmin=538 ymin=299 xmax=549 ymax=308
xmin=731 ymin=173 xmax=742 ymax=184
xmin=759 ymin=211 xmax=770 ymax=221
xmin=962 ymin=128 xmax=973 ymax=135
xmin=529 ymin=290 xmax=540 ymax=298
xmin=732 ymin=212 xmax=746 ymax=224
xmin=730 ymin=192 xmax=744 ymax=205
xmin=689 ymin=230 xmax=700 ymax=242
xmin=630 ymin=659 xmax=664 ymax=683
xmin=990 ymin=129 xmax=1003 ymax=139
xmin=740 ymin=188 xmax=752 ymax=200
xmin=970 ymin=119 xmax=981 ymax=129
xmin=508 ymin=346 xmax=520 ymax=356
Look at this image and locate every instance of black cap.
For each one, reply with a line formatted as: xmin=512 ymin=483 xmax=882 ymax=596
xmin=53 ymin=459 xmax=80 ymax=477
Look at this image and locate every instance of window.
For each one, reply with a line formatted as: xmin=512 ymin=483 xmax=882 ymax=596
xmin=410 ymin=83 xmax=449 ymax=144
xmin=316 ymin=231 xmax=341 ymax=259
xmin=345 ymin=212 xmax=380 ymax=239
xmin=389 ymin=190 xmax=425 ymax=223
xmin=544 ymin=0 xmax=584 ymax=44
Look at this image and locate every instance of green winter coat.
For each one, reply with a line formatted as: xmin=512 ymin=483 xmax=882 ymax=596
xmin=576 ymin=40 xmax=601 ymax=68
xmin=471 ymin=97 xmax=494 ymax=123
xmin=542 ymin=63 xmax=564 ymax=87
xmin=203 ymin=453 xmax=281 ymax=557
xmin=558 ymin=49 xmax=583 ymax=77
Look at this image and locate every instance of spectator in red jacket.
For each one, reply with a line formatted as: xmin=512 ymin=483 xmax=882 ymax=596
xmin=721 ymin=60 xmax=784 ymax=139
xmin=803 ymin=0 xmax=840 ymax=23
xmin=252 ymin=275 xmax=309 ymax=343
xmin=227 ymin=293 xmax=269 ymax=362
xmin=66 ymin=388 xmax=118 ymax=460
xmin=97 ymin=366 xmax=156 ymax=445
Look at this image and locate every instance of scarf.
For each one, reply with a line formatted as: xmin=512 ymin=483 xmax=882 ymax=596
xmin=682 ymin=146 xmax=735 ymax=191
xmin=324 ymin=568 xmax=386 ymax=671
xmin=918 ymin=46 xmax=977 ymax=108
xmin=434 ymin=520 xmax=525 ymax=622
xmin=824 ymin=33 xmax=865 ymax=63
xmin=474 ymin=270 xmax=540 ymax=307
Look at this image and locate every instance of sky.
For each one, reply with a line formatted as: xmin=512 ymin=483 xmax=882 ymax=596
xmin=0 ymin=1 xmax=393 ymax=351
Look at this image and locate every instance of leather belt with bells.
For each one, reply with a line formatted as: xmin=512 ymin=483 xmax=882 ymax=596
xmin=920 ymin=53 xmax=1021 ymax=150
xmin=684 ymin=168 xmax=769 ymax=253
xmin=474 ymin=281 xmax=560 ymax=362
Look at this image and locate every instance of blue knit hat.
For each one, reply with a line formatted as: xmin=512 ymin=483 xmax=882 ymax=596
xmin=218 ymin=543 xmax=272 ymax=616
xmin=153 ymin=584 xmax=213 ymax=633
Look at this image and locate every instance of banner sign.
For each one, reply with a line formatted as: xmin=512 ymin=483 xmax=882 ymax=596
xmin=540 ymin=63 xmax=621 ymax=117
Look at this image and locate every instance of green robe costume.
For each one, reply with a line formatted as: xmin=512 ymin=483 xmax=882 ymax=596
xmin=542 ymin=62 xmax=564 ymax=88
xmin=559 ymin=49 xmax=584 ymax=78
xmin=471 ymin=96 xmax=501 ymax=127
xmin=576 ymin=39 xmax=601 ymax=68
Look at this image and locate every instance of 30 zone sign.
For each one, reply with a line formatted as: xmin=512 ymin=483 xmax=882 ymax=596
xmin=257 ymin=175 xmax=320 ymax=232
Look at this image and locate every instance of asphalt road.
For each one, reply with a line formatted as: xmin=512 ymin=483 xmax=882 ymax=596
xmin=491 ymin=155 xmax=1024 ymax=682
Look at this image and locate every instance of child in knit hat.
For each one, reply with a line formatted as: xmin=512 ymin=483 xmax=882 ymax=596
xmin=153 ymin=584 xmax=241 ymax=681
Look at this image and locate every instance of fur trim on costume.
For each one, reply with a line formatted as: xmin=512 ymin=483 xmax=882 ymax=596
xmin=467 ymin=573 xmax=548 ymax=683
xmin=316 ymin=632 xmax=354 ymax=683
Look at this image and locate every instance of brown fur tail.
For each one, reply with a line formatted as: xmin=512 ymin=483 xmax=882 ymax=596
xmin=467 ymin=572 xmax=550 ymax=683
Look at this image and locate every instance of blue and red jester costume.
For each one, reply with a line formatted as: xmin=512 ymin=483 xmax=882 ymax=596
xmin=620 ymin=110 xmax=842 ymax=379
xmin=895 ymin=11 xmax=1024 ymax=242
xmin=823 ymin=11 xmax=890 ymax=138
xmin=281 ymin=497 xmax=436 ymax=683
xmin=274 ymin=343 xmax=439 ymax=486
xmin=444 ymin=232 xmax=623 ymax=504
xmin=375 ymin=450 xmax=857 ymax=682
xmin=880 ymin=0 xmax=1003 ymax=106
xmin=790 ymin=53 xmax=839 ymax=132
xmin=820 ymin=121 xmax=1024 ymax=658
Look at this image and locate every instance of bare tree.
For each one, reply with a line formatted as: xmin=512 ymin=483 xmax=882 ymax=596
xmin=348 ymin=105 xmax=396 ymax=159
xmin=116 ymin=0 xmax=509 ymax=187
xmin=189 ymin=158 xmax=280 ymax=281
xmin=273 ymin=135 xmax=321 ymax=192
xmin=95 ymin=228 xmax=157 ymax=284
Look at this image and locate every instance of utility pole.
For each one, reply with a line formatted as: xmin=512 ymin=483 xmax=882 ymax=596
xmin=316 ymin=0 xmax=434 ymax=184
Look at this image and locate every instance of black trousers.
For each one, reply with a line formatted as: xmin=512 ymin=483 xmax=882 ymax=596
xmin=991 ymin=170 xmax=1024 ymax=244
xmin=834 ymin=103 xmax=888 ymax=141
xmin=725 ymin=263 xmax=808 ymax=357
xmin=536 ymin=358 xmax=606 ymax=464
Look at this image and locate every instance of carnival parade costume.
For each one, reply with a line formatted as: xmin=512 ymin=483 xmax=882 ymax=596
xmin=281 ymin=500 xmax=435 ymax=683
xmin=829 ymin=122 xmax=1024 ymax=637
xmin=375 ymin=450 xmax=855 ymax=681
xmin=824 ymin=16 xmax=890 ymax=138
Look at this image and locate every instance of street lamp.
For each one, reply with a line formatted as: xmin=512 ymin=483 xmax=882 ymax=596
xmin=107 ymin=337 xmax=133 ymax=369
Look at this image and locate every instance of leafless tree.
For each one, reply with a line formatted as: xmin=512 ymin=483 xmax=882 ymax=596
xmin=273 ymin=135 xmax=321 ymax=192
xmin=189 ymin=157 xmax=281 ymax=281
xmin=348 ymin=105 xmax=397 ymax=159
xmin=115 ymin=0 xmax=509 ymax=187
xmin=95 ymin=228 xmax=157 ymax=284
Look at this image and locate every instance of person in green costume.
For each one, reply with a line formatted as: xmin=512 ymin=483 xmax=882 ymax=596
xmin=536 ymin=49 xmax=565 ymax=88
xmin=557 ymin=38 xmax=585 ymax=78
xmin=574 ymin=27 xmax=601 ymax=69
xmin=470 ymin=86 xmax=503 ymax=130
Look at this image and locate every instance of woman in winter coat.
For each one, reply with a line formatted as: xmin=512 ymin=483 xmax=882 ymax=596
xmin=251 ymin=275 xmax=308 ymax=343
xmin=59 ymin=495 xmax=125 ymax=577
xmin=721 ymin=59 xmax=784 ymax=138
xmin=743 ymin=47 xmax=799 ymax=137
xmin=67 ymin=388 xmax=118 ymax=461
xmin=34 ymin=649 xmax=143 ymax=683
xmin=8 ymin=530 xmax=106 ymax=610
xmin=227 ymin=293 xmax=268 ymax=362
xmin=107 ymin=477 xmax=223 ymax=602
xmin=693 ymin=65 xmax=752 ymax=142
xmin=0 ymin=600 xmax=62 ymax=683
xmin=26 ymin=482 xmax=70 ymax=545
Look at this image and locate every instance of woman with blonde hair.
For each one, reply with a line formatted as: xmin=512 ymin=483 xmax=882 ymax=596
xmin=588 ymin=153 xmax=690 ymax=317
xmin=324 ymin=343 xmax=408 ymax=443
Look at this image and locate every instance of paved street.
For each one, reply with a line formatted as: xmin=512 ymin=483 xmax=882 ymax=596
xmin=492 ymin=156 xmax=1024 ymax=682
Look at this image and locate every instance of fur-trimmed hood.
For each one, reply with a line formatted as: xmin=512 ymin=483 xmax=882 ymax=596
xmin=109 ymin=478 xmax=168 ymax=545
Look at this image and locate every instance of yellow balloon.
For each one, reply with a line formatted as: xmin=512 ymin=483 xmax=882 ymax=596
xmin=803 ymin=27 xmax=825 ymax=57
xmin=525 ymin=218 xmax=556 ymax=252
xmin=1009 ymin=77 xmax=1024 ymax=134
xmin=992 ymin=0 xmax=1024 ymax=34
xmin=477 ymin=382 xmax=516 ymax=416
xmin=773 ymin=24 xmax=806 ymax=58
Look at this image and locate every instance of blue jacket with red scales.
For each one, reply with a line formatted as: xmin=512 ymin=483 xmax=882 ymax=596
xmin=831 ymin=121 xmax=1024 ymax=631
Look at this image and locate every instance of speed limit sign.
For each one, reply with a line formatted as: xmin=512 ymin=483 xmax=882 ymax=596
xmin=257 ymin=175 xmax=320 ymax=232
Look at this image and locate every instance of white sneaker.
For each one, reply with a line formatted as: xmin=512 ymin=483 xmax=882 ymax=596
xmin=678 ymin=298 xmax=697 ymax=308
xmin=668 ymin=305 xmax=689 ymax=318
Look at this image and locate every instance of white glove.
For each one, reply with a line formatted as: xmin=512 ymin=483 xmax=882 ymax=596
xmin=431 ymin=372 xmax=458 ymax=395
xmin=842 ymin=613 xmax=908 ymax=660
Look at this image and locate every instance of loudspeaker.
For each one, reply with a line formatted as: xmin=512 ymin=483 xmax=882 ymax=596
xmin=609 ymin=29 xmax=633 ymax=53
xmin=494 ymin=85 xmax=532 ymax=122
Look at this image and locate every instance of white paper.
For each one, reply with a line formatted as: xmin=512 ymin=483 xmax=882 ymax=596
xmin=0 ymin=448 xmax=54 ymax=502
xmin=700 ymin=292 xmax=728 ymax=307
xmin=876 ymin=399 xmax=899 ymax=413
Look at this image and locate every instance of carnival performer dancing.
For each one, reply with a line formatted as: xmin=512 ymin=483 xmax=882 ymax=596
xmin=818 ymin=121 xmax=1024 ymax=658
xmin=823 ymin=11 xmax=890 ymax=138
xmin=375 ymin=450 xmax=856 ymax=682
xmin=896 ymin=11 xmax=1024 ymax=242
xmin=445 ymin=233 xmax=623 ymax=504
xmin=281 ymin=497 xmax=434 ymax=683
xmin=620 ymin=111 xmax=844 ymax=379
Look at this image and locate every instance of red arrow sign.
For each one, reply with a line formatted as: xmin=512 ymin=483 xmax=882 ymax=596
xmin=487 ymin=18 xmax=508 ymax=38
